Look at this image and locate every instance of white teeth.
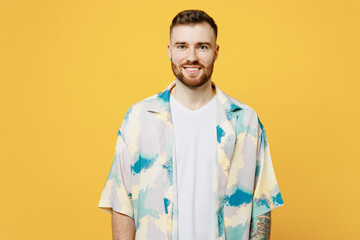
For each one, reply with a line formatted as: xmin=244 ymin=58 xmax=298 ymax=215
xmin=185 ymin=68 xmax=199 ymax=71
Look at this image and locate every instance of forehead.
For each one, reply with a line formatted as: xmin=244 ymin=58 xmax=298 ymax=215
xmin=170 ymin=22 xmax=216 ymax=44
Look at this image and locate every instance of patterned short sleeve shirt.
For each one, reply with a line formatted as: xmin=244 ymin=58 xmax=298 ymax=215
xmin=99 ymin=81 xmax=284 ymax=240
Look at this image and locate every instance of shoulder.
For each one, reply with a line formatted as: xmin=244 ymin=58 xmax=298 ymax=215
xmin=119 ymin=91 xmax=166 ymax=133
xmin=124 ymin=91 xmax=165 ymax=118
xmin=224 ymin=92 xmax=261 ymax=122
xmin=220 ymin=91 xmax=266 ymax=137
xmin=226 ymin=93 xmax=257 ymax=115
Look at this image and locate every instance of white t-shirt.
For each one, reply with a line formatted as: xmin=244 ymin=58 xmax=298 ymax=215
xmin=170 ymin=94 xmax=217 ymax=240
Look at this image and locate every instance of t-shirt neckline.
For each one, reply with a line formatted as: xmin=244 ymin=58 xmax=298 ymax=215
xmin=170 ymin=94 xmax=217 ymax=114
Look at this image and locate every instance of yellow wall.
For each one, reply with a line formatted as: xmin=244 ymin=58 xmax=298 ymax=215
xmin=1 ymin=0 xmax=359 ymax=239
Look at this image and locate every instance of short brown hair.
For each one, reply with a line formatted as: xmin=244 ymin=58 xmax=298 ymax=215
xmin=170 ymin=9 xmax=218 ymax=39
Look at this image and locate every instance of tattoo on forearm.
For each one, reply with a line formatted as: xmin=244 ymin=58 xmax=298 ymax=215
xmin=250 ymin=211 xmax=271 ymax=240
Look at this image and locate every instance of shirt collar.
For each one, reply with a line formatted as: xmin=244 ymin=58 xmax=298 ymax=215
xmin=146 ymin=81 xmax=243 ymax=114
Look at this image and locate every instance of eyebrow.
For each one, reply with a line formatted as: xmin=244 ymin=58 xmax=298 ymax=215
xmin=197 ymin=42 xmax=212 ymax=47
xmin=174 ymin=42 xmax=187 ymax=45
xmin=174 ymin=41 xmax=213 ymax=47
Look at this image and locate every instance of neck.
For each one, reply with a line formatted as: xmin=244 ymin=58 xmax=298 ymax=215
xmin=170 ymin=79 xmax=216 ymax=110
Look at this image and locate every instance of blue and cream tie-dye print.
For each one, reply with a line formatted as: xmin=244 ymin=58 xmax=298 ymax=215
xmin=99 ymin=81 xmax=284 ymax=240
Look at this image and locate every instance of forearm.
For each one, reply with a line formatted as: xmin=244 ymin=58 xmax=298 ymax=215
xmin=250 ymin=211 xmax=271 ymax=240
xmin=112 ymin=210 xmax=136 ymax=240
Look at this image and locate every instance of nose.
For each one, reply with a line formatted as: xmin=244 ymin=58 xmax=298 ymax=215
xmin=186 ymin=47 xmax=199 ymax=63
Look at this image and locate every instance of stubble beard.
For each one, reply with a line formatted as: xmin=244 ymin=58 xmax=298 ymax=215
xmin=171 ymin=60 xmax=214 ymax=88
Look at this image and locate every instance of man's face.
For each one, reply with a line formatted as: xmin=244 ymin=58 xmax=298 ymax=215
xmin=168 ymin=22 xmax=219 ymax=88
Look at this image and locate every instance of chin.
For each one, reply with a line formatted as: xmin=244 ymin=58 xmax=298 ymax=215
xmin=179 ymin=77 xmax=210 ymax=88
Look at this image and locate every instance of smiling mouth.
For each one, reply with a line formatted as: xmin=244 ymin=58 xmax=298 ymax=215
xmin=183 ymin=67 xmax=201 ymax=73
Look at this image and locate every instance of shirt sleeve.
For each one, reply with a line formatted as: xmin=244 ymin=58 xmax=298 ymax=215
xmin=251 ymin=121 xmax=284 ymax=218
xmin=98 ymin=129 xmax=134 ymax=219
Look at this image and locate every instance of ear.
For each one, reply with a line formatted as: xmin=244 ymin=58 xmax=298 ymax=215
xmin=168 ymin=44 xmax=171 ymax=60
xmin=214 ymin=44 xmax=220 ymax=61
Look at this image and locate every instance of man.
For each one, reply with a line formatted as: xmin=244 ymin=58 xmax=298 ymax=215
xmin=99 ymin=9 xmax=284 ymax=240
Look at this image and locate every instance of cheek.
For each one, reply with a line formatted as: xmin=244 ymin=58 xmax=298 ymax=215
xmin=175 ymin=54 xmax=187 ymax=64
xmin=199 ymin=53 xmax=215 ymax=64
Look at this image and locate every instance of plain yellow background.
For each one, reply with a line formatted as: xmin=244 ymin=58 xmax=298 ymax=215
xmin=1 ymin=0 xmax=359 ymax=239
